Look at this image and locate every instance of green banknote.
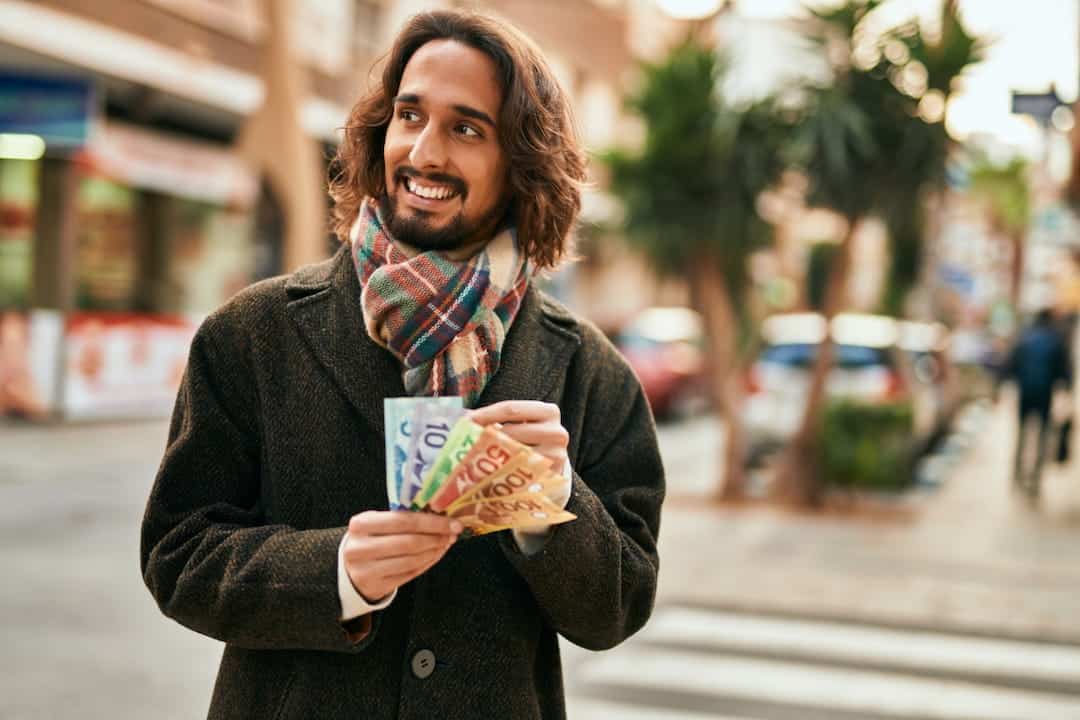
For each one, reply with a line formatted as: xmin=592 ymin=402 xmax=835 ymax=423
xmin=411 ymin=418 xmax=484 ymax=510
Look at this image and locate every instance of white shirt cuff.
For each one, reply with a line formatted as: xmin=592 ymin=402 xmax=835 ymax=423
xmin=512 ymin=458 xmax=574 ymax=555
xmin=338 ymin=532 xmax=396 ymax=620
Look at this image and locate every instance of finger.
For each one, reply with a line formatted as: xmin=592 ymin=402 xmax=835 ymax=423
xmin=469 ymin=400 xmax=559 ymax=426
xmin=364 ymin=544 xmax=450 ymax=578
xmin=496 ymin=422 xmax=569 ymax=448
xmin=381 ymin=547 xmax=450 ymax=588
xmin=344 ymin=532 xmax=453 ymax=563
xmin=349 ymin=510 xmax=463 ymax=537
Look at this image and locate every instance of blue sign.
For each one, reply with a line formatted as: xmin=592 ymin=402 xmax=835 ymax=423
xmin=1011 ymin=89 xmax=1063 ymax=125
xmin=0 ymin=73 xmax=96 ymax=147
xmin=938 ymin=264 xmax=974 ymax=297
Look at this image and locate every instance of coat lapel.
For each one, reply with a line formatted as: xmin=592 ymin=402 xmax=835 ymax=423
xmin=285 ymin=244 xmax=404 ymax=434
xmin=477 ymin=286 xmax=581 ymax=406
xmin=285 ymin=244 xmax=581 ymax=431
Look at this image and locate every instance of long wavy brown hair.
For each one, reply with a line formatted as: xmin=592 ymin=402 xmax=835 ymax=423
xmin=328 ymin=10 xmax=586 ymax=270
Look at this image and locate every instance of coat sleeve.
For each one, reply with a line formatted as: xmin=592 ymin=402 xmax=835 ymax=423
xmin=140 ymin=317 xmax=378 ymax=653
xmin=498 ymin=343 xmax=664 ymax=651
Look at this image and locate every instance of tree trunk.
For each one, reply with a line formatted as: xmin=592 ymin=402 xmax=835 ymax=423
xmin=688 ymin=259 xmax=746 ymax=502
xmin=773 ymin=217 xmax=860 ymax=507
xmin=1009 ymin=230 xmax=1024 ymax=310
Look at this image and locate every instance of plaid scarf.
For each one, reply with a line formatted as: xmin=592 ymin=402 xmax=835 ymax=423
xmin=350 ymin=198 xmax=530 ymax=407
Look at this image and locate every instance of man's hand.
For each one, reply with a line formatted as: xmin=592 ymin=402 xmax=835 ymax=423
xmin=469 ymin=400 xmax=569 ymax=475
xmin=343 ymin=511 xmax=462 ymax=602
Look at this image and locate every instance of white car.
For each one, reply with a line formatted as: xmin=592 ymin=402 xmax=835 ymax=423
xmin=741 ymin=313 xmax=943 ymax=465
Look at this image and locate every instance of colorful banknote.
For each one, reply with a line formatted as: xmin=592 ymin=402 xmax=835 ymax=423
xmin=384 ymin=397 xmax=462 ymax=508
xmin=382 ymin=397 xmax=576 ymax=535
xmin=400 ymin=401 xmax=464 ymax=508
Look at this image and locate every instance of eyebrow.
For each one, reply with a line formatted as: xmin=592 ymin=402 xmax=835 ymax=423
xmin=393 ymin=93 xmax=496 ymax=129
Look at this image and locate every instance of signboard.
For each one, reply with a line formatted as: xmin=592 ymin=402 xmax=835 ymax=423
xmin=1011 ymin=89 xmax=1064 ymax=125
xmin=80 ymin=122 xmax=257 ymax=206
xmin=0 ymin=73 xmax=96 ymax=146
xmin=0 ymin=309 xmax=62 ymax=419
xmin=62 ymin=313 xmax=199 ymax=420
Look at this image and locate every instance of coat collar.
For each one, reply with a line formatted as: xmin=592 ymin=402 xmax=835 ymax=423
xmin=284 ymin=244 xmax=581 ymax=433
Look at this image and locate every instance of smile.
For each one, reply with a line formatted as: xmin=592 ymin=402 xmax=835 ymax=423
xmin=404 ymin=176 xmax=460 ymax=201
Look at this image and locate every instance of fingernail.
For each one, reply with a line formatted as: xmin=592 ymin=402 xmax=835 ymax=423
xmin=450 ymin=520 xmax=463 ymax=534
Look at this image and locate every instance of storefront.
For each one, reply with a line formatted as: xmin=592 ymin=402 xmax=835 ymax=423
xmin=59 ymin=121 xmax=259 ymax=419
xmin=1 ymin=71 xmax=262 ymax=420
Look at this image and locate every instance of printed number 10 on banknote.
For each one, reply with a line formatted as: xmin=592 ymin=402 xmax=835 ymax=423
xmin=384 ymin=397 xmax=463 ymax=508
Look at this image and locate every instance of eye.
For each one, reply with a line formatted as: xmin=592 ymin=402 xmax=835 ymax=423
xmin=457 ymin=124 xmax=482 ymax=138
xmin=398 ymin=109 xmax=421 ymax=122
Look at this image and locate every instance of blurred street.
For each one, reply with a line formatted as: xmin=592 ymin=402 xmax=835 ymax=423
xmin=4 ymin=387 xmax=1080 ymax=719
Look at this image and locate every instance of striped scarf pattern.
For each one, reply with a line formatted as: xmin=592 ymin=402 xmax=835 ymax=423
xmin=350 ymin=198 xmax=529 ymax=407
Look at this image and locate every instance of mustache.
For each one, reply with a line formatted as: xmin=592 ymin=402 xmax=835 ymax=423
xmin=394 ymin=167 xmax=467 ymax=197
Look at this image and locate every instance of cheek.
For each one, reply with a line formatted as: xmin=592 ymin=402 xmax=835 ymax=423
xmin=383 ymin=131 xmax=408 ymax=180
xmin=466 ymin=154 xmax=508 ymax=209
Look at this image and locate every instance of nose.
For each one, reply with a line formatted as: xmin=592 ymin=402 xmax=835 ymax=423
xmin=408 ymin=123 xmax=448 ymax=170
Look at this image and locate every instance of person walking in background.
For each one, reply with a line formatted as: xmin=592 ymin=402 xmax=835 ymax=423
xmin=140 ymin=10 xmax=664 ymax=720
xmin=1004 ymin=307 xmax=1073 ymax=495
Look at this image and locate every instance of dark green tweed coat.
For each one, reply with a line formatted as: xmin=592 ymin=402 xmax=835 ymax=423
xmin=141 ymin=244 xmax=664 ymax=720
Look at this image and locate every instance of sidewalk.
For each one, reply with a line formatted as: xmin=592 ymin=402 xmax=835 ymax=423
xmin=656 ymin=391 xmax=1080 ymax=644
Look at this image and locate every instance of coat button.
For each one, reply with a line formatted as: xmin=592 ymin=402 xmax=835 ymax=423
xmin=411 ymin=649 xmax=436 ymax=679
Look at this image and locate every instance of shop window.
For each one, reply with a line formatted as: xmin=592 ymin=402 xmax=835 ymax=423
xmin=158 ymin=197 xmax=256 ymax=314
xmin=74 ymin=175 xmax=137 ymax=311
xmin=0 ymin=159 xmax=39 ymax=309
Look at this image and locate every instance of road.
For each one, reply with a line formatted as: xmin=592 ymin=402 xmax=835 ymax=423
xmin=3 ymin=404 xmax=1080 ymax=719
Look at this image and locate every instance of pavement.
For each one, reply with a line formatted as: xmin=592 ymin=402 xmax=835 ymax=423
xmin=2 ymin=386 xmax=1080 ymax=718
xmin=654 ymin=387 xmax=1080 ymax=645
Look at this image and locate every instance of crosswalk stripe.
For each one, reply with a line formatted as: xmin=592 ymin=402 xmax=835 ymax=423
xmin=576 ymin=645 xmax=1080 ymax=720
xmin=568 ymin=698 xmax=754 ymax=720
xmin=635 ymin=607 xmax=1080 ymax=689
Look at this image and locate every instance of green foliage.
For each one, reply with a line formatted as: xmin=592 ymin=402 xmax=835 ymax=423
xmin=806 ymin=242 xmax=839 ymax=311
xmin=968 ymin=155 xmax=1030 ymax=236
xmin=604 ymin=40 xmax=792 ymax=297
xmin=819 ymin=400 xmax=916 ymax=491
xmin=793 ymin=0 xmax=984 ymax=309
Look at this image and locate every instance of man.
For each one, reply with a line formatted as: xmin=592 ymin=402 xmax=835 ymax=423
xmin=1004 ymin=307 xmax=1073 ymax=494
xmin=141 ymin=10 xmax=664 ymax=720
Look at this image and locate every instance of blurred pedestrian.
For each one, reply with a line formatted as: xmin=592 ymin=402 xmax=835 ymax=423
xmin=1004 ymin=308 xmax=1073 ymax=494
xmin=140 ymin=10 xmax=664 ymax=720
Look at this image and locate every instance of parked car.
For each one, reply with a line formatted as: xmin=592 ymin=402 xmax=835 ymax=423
xmin=897 ymin=320 xmax=958 ymax=446
xmin=741 ymin=312 xmax=948 ymax=465
xmin=615 ymin=307 xmax=707 ymax=420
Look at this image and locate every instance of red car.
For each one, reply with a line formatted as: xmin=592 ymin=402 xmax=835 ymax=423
xmin=615 ymin=307 xmax=707 ymax=420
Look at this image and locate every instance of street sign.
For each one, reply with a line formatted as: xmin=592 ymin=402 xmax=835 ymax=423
xmin=1011 ymin=89 xmax=1064 ymax=125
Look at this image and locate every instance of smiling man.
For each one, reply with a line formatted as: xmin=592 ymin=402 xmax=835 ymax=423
xmin=141 ymin=10 xmax=664 ymax=720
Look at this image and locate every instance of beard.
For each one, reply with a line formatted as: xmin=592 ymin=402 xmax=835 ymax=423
xmin=379 ymin=173 xmax=507 ymax=253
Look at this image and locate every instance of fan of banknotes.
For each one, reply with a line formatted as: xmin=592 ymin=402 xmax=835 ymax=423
xmin=384 ymin=397 xmax=577 ymax=536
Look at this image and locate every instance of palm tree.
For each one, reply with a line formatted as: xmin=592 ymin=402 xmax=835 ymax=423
xmin=774 ymin=0 xmax=983 ymax=505
xmin=605 ymin=39 xmax=791 ymax=501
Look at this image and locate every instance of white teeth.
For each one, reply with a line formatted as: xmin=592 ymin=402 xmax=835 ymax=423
xmin=406 ymin=177 xmax=455 ymax=200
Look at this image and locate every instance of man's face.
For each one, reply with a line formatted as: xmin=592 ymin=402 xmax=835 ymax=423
xmin=382 ymin=39 xmax=509 ymax=252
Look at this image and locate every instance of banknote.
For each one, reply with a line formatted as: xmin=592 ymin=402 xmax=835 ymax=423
xmin=427 ymin=425 xmax=523 ymax=512
xmin=384 ymin=397 xmax=462 ymax=509
xmin=449 ymin=493 xmax=577 ymax=534
xmin=411 ymin=418 xmax=484 ymax=510
xmin=400 ymin=401 xmax=465 ymax=508
xmin=446 ymin=450 xmax=553 ymax=511
xmin=382 ymin=397 xmax=578 ymax=536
